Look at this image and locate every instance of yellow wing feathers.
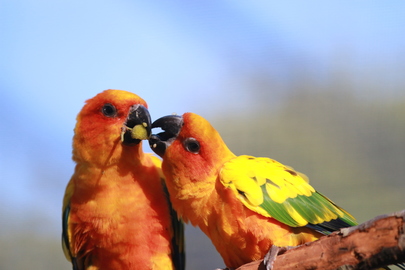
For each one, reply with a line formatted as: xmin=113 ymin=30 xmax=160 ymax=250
xmin=220 ymin=155 xmax=356 ymax=229
xmin=221 ymin=155 xmax=314 ymax=205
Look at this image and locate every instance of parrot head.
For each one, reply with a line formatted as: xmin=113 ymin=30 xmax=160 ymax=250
xmin=149 ymin=112 xmax=235 ymax=184
xmin=73 ymin=89 xmax=152 ymax=165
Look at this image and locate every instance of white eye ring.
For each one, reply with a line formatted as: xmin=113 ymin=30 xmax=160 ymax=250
xmin=183 ymin=137 xmax=200 ymax=154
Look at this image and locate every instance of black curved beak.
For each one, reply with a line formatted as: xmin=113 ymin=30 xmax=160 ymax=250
xmin=121 ymin=104 xmax=152 ymax=145
xmin=149 ymin=115 xmax=183 ymax=157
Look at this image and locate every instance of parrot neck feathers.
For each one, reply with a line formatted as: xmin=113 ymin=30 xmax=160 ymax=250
xmin=73 ymin=136 xmax=145 ymax=168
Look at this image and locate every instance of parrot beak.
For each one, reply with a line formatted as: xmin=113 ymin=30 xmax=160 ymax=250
xmin=121 ymin=104 xmax=152 ymax=145
xmin=149 ymin=115 xmax=183 ymax=157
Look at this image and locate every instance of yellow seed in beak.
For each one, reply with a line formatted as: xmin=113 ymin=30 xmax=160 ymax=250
xmin=131 ymin=123 xmax=149 ymax=140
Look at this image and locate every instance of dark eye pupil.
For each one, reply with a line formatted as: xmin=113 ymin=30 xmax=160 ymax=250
xmin=102 ymin=103 xmax=117 ymax=117
xmin=184 ymin=138 xmax=200 ymax=154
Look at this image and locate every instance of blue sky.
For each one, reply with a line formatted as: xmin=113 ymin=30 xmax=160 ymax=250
xmin=1 ymin=0 xmax=405 ymax=267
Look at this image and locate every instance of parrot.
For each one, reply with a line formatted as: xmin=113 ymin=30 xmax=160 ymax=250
xmin=62 ymin=89 xmax=184 ymax=270
xmin=148 ymin=112 xmax=398 ymax=270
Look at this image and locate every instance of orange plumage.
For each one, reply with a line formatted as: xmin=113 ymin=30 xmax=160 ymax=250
xmin=62 ymin=90 xmax=184 ymax=270
xmin=149 ymin=112 xmax=356 ymax=269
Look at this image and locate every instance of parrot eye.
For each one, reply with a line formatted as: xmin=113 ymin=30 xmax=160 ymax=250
xmin=183 ymin=138 xmax=200 ymax=154
xmin=102 ymin=103 xmax=117 ymax=118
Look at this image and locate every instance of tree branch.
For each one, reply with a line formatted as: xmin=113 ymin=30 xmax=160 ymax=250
xmin=236 ymin=210 xmax=405 ymax=270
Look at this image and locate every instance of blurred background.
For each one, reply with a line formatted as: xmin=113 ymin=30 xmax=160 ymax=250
xmin=1 ymin=1 xmax=405 ymax=269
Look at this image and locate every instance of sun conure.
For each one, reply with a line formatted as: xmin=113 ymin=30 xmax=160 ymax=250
xmin=148 ymin=112 xmax=359 ymax=269
xmin=62 ymin=90 xmax=184 ymax=270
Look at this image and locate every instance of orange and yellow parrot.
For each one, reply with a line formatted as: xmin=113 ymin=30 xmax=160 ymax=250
xmin=148 ymin=112 xmax=358 ymax=269
xmin=62 ymin=90 xmax=184 ymax=270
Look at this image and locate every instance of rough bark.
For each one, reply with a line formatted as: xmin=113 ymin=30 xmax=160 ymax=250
xmin=236 ymin=210 xmax=405 ymax=270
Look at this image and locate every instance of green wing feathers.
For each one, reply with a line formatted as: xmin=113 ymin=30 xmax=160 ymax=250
xmin=161 ymin=179 xmax=185 ymax=270
xmin=220 ymin=155 xmax=356 ymax=232
xmin=62 ymin=180 xmax=74 ymax=262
